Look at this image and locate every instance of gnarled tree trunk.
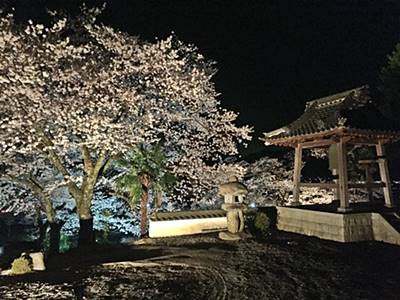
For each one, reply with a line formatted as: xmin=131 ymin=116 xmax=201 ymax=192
xmin=48 ymin=221 xmax=63 ymax=255
xmin=37 ymin=220 xmax=48 ymax=251
xmin=42 ymin=193 xmax=63 ymax=254
xmin=78 ymin=218 xmax=94 ymax=246
xmin=14 ymin=175 xmax=62 ymax=254
xmin=43 ymin=137 xmax=108 ymax=248
xmin=77 ymin=195 xmax=95 ymax=246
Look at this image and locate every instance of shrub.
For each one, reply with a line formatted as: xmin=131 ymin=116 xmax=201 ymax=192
xmin=59 ymin=234 xmax=78 ymax=253
xmin=254 ymin=212 xmax=271 ymax=235
xmin=11 ymin=256 xmax=32 ymax=275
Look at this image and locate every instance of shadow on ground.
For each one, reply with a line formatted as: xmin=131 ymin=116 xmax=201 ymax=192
xmin=1 ymin=231 xmax=400 ymax=299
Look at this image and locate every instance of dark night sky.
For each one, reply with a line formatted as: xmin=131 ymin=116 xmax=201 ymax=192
xmin=3 ymin=0 xmax=400 ymax=155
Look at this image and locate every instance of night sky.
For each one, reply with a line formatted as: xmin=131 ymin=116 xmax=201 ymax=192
xmin=3 ymin=0 xmax=400 ymax=156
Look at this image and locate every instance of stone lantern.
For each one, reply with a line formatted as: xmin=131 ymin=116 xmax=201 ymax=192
xmin=218 ymin=176 xmax=248 ymax=241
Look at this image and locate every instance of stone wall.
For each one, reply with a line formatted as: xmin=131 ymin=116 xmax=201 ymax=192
xmin=277 ymin=207 xmax=400 ymax=245
xmin=372 ymin=214 xmax=400 ymax=245
xmin=342 ymin=213 xmax=374 ymax=242
xmin=277 ymin=207 xmax=350 ymax=242
xmin=149 ymin=217 xmax=227 ymax=238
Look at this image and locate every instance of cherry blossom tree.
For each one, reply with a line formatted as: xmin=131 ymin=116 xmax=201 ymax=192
xmin=0 ymin=154 xmax=66 ymax=253
xmin=0 ymin=182 xmax=38 ymax=217
xmin=243 ymin=150 xmax=385 ymax=208
xmin=243 ymin=156 xmax=294 ymax=206
xmin=242 ymin=155 xmax=337 ymax=206
xmin=0 ymin=8 xmax=251 ymax=246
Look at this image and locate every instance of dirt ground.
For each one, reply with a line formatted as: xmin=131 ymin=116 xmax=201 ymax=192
xmin=1 ymin=231 xmax=400 ymax=300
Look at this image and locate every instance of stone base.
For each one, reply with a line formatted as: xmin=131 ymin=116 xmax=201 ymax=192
xmin=218 ymin=231 xmax=241 ymax=241
xmin=337 ymin=207 xmax=353 ymax=213
xmin=277 ymin=207 xmax=400 ymax=245
xmin=29 ymin=252 xmax=45 ymax=271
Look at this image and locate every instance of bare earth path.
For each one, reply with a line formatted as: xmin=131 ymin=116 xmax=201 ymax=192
xmin=1 ymin=231 xmax=400 ymax=299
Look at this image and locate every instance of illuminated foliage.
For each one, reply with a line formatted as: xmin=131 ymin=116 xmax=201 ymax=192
xmin=0 ymin=7 xmax=251 ymax=245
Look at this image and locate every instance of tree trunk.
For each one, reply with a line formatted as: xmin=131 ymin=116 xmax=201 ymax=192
xmin=43 ymin=140 xmax=108 ymax=248
xmin=140 ymin=174 xmax=150 ymax=237
xmin=48 ymin=221 xmax=63 ymax=255
xmin=76 ymin=157 xmax=102 ymax=247
xmin=37 ymin=221 xmax=48 ymax=251
xmin=36 ymin=220 xmax=62 ymax=255
xmin=77 ymin=198 xmax=95 ymax=247
xmin=22 ymin=178 xmax=57 ymax=253
xmin=78 ymin=218 xmax=94 ymax=246
xmin=42 ymin=195 xmax=63 ymax=254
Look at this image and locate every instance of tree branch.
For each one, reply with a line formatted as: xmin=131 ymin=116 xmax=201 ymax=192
xmin=4 ymin=174 xmax=56 ymax=223
xmin=35 ymin=126 xmax=82 ymax=201
xmin=93 ymin=148 xmax=108 ymax=180
xmin=82 ymin=145 xmax=94 ymax=175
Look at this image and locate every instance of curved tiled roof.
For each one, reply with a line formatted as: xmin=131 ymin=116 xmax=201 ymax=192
xmin=263 ymin=86 xmax=400 ymax=144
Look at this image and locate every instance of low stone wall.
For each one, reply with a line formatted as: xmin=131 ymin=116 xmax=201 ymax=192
xmin=343 ymin=213 xmax=374 ymax=242
xmin=277 ymin=207 xmax=350 ymax=242
xmin=372 ymin=214 xmax=400 ymax=245
xmin=277 ymin=207 xmax=400 ymax=245
xmin=149 ymin=210 xmax=227 ymax=238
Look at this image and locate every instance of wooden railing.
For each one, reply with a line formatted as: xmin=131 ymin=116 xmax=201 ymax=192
xmin=299 ymin=182 xmax=386 ymax=189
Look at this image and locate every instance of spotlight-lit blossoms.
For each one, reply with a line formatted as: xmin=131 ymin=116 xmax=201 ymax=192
xmin=0 ymin=155 xmax=61 ymax=222
xmin=0 ymin=9 xmax=251 ymax=244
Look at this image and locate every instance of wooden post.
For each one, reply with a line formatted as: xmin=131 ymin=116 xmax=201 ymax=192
xmin=337 ymin=138 xmax=351 ymax=212
xmin=358 ymin=160 xmax=373 ymax=203
xmin=331 ymin=169 xmax=340 ymax=202
xmin=292 ymin=144 xmax=302 ymax=205
xmin=365 ymin=165 xmax=373 ymax=203
xmin=376 ymin=140 xmax=394 ymax=208
xmin=328 ymin=144 xmax=340 ymax=202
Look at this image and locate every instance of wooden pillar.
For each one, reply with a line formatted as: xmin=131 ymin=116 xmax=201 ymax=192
xmin=359 ymin=160 xmax=373 ymax=203
xmin=337 ymin=138 xmax=351 ymax=212
xmin=331 ymin=169 xmax=340 ymax=202
xmin=292 ymin=144 xmax=302 ymax=205
xmin=328 ymin=144 xmax=340 ymax=202
xmin=376 ymin=140 xmax=394 ymax=208
xmin=365 ymin=165 xmax=373 ymax=203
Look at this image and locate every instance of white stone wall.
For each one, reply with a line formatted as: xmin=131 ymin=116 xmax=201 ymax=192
xmin=149 ymin=217 xmax=227 ymax=238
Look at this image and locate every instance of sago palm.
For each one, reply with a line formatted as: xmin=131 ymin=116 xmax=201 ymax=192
xmin=115 ymin=144 xmax=175 ymax=237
